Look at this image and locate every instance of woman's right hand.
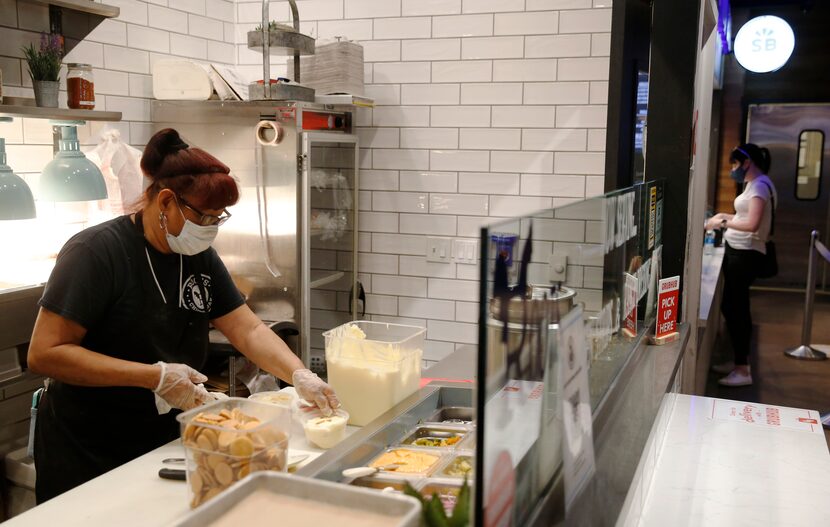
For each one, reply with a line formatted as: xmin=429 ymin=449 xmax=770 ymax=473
xmin=153 ymin=362 xmax=212 ymax=410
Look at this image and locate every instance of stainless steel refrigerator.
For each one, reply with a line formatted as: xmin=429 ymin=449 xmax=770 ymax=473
xmin=152 ymin=100 xmax=359 ymax=371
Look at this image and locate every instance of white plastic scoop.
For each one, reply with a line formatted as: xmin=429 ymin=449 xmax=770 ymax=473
xmin=341 ymin=463 xmax=403 ymax=479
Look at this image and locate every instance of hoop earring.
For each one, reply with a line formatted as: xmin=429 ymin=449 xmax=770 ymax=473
xmin=159 ymin=212 xmax=167 ymax=230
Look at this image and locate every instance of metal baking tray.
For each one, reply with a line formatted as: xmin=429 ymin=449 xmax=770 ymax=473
xmin=173 ymin=471 xmax=421 ymax=527
xmin=425 ymin=406 xmax=474 ymax=425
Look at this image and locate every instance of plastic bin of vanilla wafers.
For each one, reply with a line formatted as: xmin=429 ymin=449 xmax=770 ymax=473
xmin=177 ymin=398 xmax=290 ymax=508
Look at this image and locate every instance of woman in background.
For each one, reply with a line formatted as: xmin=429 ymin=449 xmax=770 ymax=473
xmin=706 ymin=143 xmax=776 ymax=387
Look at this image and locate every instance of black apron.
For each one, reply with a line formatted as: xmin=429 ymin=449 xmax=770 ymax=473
xmin=34 ymin=213 xmax=210 ymax=503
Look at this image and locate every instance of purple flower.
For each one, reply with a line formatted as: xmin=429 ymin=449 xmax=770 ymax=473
xmin=39 ymin=32 xmax=62 ymax=57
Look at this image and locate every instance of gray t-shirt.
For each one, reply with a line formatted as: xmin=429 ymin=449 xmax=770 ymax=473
xmin=724 ymin=175 xmax=776 ymax=253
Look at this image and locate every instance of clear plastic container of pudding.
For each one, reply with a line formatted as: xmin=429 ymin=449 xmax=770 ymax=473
xmin=367 ymin=447 xmax=444 ymax=477
xmin=398 ymin=425 xmax=468 ymax=449
xmin=248 ymin=390 xmax=295 ymax=409
xmin=177 ymin=398 xmax=291 ymax=509
xmin=293 ymin=400 xmax=350 ymax=450
xmin=435 ymin=451 xmax=475 ymax=480
xmin=324 ymin=321 xmax=425 ymax=426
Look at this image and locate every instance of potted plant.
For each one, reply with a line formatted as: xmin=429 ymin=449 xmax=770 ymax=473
xmin=22 ymin=34 xmax=62 ymax=108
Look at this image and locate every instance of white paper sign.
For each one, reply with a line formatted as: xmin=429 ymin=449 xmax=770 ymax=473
xmin=559 ymin=305 xmax=596 ymax=510
xmin=710 ymin=399 xmax=823 ymax=434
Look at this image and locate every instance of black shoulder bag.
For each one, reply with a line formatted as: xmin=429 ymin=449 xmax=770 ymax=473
xmin=756 ymin=180 xmax=778 ymax=279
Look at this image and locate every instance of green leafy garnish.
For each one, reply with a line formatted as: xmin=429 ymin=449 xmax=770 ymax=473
xmin=448 ymin=481 xmax=470 ymax=527
xmin=403 ymin=478 xmax=471 ymax=527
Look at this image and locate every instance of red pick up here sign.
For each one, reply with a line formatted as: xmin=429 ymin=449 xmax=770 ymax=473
xmin=656 ymin=276 xmax=679 ymax=339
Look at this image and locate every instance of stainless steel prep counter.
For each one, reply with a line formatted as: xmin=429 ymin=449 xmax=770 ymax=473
xmin=2 ymin=326 xmax=693 ymax=526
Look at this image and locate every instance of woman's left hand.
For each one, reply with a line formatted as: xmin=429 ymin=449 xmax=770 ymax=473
xmin=705 ymin=215 xmax=723 ymax=231
xmin=292 ymin=368 xmax=340 ymax=416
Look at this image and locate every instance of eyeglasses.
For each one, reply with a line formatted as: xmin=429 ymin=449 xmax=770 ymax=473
xmin=177 ymin=196 xmax=231 ymax=226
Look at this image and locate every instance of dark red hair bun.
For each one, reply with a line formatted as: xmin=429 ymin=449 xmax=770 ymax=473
xmin=140 ymin=128 xmax=239 ymax=210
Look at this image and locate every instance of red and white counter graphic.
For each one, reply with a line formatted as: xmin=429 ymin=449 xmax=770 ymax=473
xmin=710 ymin=399 xmax=823 ymax=434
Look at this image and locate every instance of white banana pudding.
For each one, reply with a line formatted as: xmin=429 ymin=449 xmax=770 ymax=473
xmin=303 ymin=413 xmax=348 ymax=449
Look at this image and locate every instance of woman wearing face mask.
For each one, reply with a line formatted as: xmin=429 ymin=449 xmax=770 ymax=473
xmin=705 ymin=143 xmax=776 ymax=387
xmin=27 ymin=129 xmax=338 ymax=502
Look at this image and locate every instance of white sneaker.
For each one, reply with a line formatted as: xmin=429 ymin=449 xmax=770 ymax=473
xmin=718 ymin=370 xmax=753 ymax=387
xmin=711 ymin=361 xmax=735 ymax=375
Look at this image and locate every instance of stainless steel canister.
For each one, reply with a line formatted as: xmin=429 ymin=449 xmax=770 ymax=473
xmin=486 ymin=285 xmax=575 ymax=384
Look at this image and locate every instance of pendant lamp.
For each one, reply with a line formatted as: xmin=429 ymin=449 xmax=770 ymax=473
xmin=39 ymin=125 xmax=107 ymax=202
xmin=0 ymin=137 xmax=36 ymax=220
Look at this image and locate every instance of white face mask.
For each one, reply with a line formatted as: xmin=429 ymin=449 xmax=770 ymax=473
xmin=164 ymin=205 xmax=218 ymax=255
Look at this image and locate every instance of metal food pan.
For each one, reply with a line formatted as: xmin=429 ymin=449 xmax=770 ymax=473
xmin=173 ymin=471 xmax=421 ymax=527
xmin=398 ymin=425 xmax=468 ymax=449
xmin=457 ymin=430 xmax=476 ymax=450
xmin=434 ymin=450 xmax=475 ymax=479
xmin=366 ymin=447 xmax=448 ymax=478
xmin=425 ymin=406 xmax=474 ymax=425
xmin=418 ymin=478 xmax=468 ymax=517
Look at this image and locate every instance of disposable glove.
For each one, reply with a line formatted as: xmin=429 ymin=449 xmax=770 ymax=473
xmin=153 ymin=361 xmax=212 ymax=412
xmin=292 ymin=368 xmax=340 ymax=416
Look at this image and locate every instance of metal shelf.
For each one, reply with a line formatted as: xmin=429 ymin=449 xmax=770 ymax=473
xmin=21 ymin=0 xmax=120 ymax=18
xmin=247 ymin=30 xmax=316 ymax=56
xmin=0 ymin=103 xmax=122 ymax=122
xmin=309 ymin=270 xmax=344 ymax=289
xmin=315 ymin=94 xmax=375 ymax=108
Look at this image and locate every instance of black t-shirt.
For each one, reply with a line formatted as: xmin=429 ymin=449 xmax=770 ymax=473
xmin=34 ymin=215 xmax=245 ymax=496
xmin=39 ymin=215 xmax=245 ymax=362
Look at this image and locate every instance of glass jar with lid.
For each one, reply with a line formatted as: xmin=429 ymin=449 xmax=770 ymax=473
xmin=66 ymin=63 xmax=95 ymax=110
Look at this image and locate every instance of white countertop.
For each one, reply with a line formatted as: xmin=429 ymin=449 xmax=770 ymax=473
xmin=4 ymin=389 xmax=357 ymax=527
xmin=635 ymin=394 xmax=830 ymax=526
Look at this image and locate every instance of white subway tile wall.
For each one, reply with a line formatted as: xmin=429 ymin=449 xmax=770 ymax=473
xmin=0 ymin=0 xmax=236 ymax=152
xmin=0 ymin=0 xmax=610 ymax=357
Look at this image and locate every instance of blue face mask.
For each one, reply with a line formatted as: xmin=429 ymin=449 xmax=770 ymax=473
xmin=730 ymin=165 xmax=747 ymax=183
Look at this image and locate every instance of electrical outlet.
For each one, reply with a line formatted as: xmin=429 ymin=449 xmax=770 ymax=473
xmin=453 ymin=239 xmax=478 ymax=264
xmin=549 ymin=253 xmax=568 ymax=282
xmin=426 ymin=237 xmax=453 ymax=263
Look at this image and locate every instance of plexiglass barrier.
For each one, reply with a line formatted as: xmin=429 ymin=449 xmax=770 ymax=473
xmin=475 ymin=180 xmax=665 ymax=526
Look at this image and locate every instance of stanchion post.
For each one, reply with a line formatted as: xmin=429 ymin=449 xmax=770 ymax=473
xmin=784 ymin=230 xmax=827 ymax=360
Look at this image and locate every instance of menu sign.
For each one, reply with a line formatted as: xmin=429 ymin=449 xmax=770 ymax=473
xmin=655 ymin=276 xmax=679 ymax=340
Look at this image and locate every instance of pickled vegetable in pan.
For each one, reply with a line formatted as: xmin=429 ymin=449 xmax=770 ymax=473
xmin=412 ymin=436 xmax=462 ymax=448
